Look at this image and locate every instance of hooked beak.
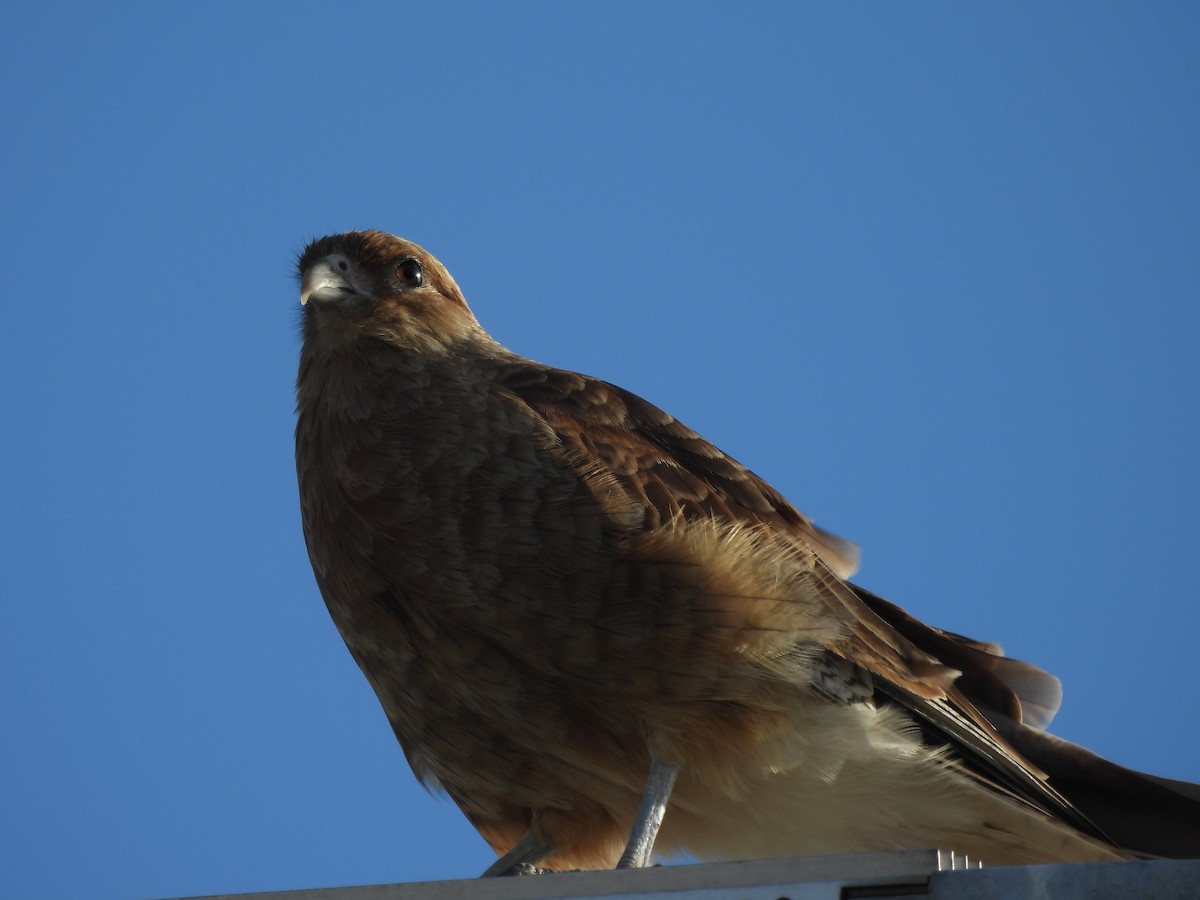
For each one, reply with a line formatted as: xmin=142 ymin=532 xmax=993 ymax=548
xmin=300 ymin=254 xmax=367 ymax=306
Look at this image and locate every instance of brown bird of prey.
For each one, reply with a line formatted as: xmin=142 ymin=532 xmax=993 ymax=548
xmin=295 ymin=230 xmax=1199 ymax=873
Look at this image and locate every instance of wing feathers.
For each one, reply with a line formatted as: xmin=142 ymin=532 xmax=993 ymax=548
xmin=856 ymin=587 xmax=1064 ymax=729
xmin=497 ymin=363 xmax=860 ymax=578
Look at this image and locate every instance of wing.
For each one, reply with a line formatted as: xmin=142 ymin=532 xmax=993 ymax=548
xmin=493 ymin=361 xmax=1116 ymax=845
xmin=493 ymin=363 xmax=861 ymax=576
xmin=857 ymin=586 xmax=1064 ymax=730
xmin=495 ymin=362 xmax=962 ymax=692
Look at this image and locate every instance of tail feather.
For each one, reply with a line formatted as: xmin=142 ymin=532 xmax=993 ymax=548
xmin=995 ymin=717 xmax=1200 ymax=859
xmin=854 ymin=584 xmax=1200 ymax=859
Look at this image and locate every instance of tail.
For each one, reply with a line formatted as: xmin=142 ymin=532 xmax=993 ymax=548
xmin=857 ymin=584 xmax=1200 ymax=859
xmin=998 ymin=718 xmax=1200 ymax=859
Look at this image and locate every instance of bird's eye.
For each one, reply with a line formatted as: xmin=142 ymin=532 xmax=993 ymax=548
xmin=396 ymin=258 xmax=424 ymax=287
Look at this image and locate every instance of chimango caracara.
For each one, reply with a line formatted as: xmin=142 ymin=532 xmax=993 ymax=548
xmin=295 ymin=230 xmax=1199 ymax=873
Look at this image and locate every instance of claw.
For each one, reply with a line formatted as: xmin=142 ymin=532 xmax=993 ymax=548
xmin=481 ymin=832 xmax=551 ymax=877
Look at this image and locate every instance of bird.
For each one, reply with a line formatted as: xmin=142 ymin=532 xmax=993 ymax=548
xmin=294 ymin=229 xmax=1200 ymax=874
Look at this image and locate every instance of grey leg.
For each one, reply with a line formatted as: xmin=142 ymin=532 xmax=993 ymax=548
xmin=617 ymin=758 xmax=680 ymax=869
xmin=481 ymin=831 xmax=552 ymax=877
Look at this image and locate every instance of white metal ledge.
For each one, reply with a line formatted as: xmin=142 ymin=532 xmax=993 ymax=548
xmin=166 ymin=850 xmax=1199 ymax=900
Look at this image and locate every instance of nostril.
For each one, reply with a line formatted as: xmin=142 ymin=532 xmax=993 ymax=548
xmin=337 ymin=260 xmax=348 ymax=271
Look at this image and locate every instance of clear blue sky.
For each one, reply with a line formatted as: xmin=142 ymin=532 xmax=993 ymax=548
xmin=3 ymin=4 xmax=1197 ymax=899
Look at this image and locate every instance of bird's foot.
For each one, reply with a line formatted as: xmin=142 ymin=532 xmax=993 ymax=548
xmin=497 ymin=862 xmax=552 ymax=876
xmin=481 ymin=832 xmax=552 ymax=877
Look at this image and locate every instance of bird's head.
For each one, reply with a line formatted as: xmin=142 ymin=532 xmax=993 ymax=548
xmin=298 ymin=230 xmax=485 ymax=356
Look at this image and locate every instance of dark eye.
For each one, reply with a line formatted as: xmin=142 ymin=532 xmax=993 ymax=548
xmin=396 ymin=258 xmax=424 ymax=287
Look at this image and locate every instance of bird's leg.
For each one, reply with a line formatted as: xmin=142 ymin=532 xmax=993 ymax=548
xmin=616 ymin=758 xmax=680 ymax=869
xmin=481 ymin=831 xmax=552 ymax=877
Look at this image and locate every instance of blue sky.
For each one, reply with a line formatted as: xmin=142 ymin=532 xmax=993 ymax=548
xmin=2 ymin=4 xmax=1197 ymax=898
